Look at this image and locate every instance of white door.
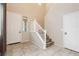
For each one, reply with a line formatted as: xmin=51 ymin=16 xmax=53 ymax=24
xmin=63 ymin=11 xmax=79 ymax=52
xmin=7 ymin=12 xmax=22 ymax=44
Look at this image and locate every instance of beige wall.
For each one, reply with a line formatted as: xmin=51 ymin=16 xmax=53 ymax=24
xmin=7 ymin=3 xmax=46 ymax=28
xmin=45 ymin=3 xmax=79 ymax=47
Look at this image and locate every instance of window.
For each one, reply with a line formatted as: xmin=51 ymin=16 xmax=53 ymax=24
xmin=22 ymin=16 xmax=27 ymax=32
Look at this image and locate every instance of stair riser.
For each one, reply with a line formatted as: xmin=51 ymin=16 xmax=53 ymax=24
xmin=46 ymin=42 xmax=54 ymax=47
xmin=46 ymin=34 xmax=54 ymax=47
xmin=46 ymin=39 xmax=52 ymax=43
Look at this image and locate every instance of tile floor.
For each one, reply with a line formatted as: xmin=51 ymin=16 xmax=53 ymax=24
xmin=5 ymin=42 xmax=79 ymax=56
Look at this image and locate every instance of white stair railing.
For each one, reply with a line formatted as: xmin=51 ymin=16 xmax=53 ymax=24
xmin=34 ymin=20 xmax=46 ymax=40
xmin=33 ymin=20 xmax=46 ymax=49
xmin=28 ymin=19 xmax=46 ymax=49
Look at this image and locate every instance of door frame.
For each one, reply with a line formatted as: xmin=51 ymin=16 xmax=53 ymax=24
xmin=0 ymin=3 xmax=6 ymax=56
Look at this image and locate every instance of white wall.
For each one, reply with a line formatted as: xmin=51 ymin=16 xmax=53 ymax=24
xmin=7 ymin=12 xmax=22 ymax=44
xmin=45 ymin=3 xmax=79 ymax=47
xmin=7 ymin=11 xmax=30 ymax=44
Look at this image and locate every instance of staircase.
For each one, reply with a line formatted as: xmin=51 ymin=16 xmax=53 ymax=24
xmin=28 ymin=19 xmax=54 ymax=49
xmin=46 ymin=35 xmax=54 ymax=47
